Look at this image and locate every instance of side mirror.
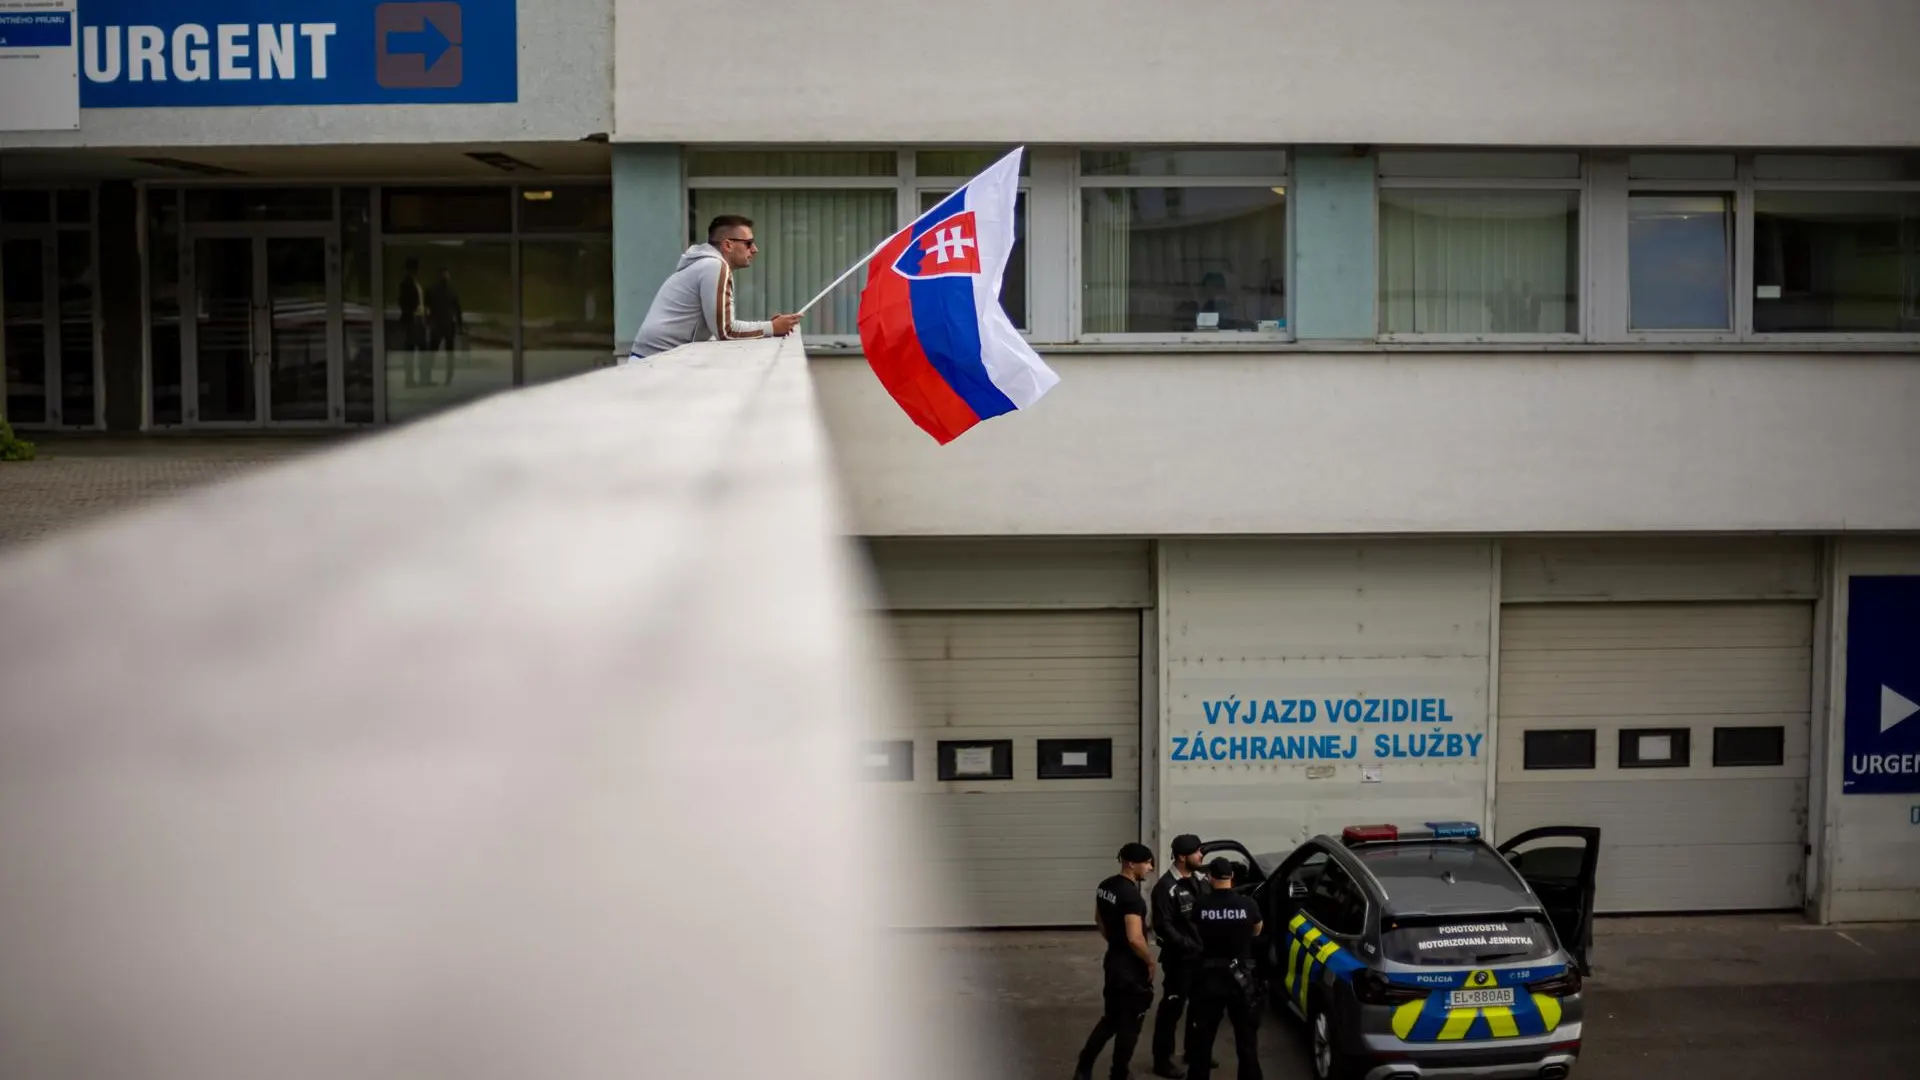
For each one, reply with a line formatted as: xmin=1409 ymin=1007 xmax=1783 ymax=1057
xmin=1287 ymin=880 xmax=1309 ymax=900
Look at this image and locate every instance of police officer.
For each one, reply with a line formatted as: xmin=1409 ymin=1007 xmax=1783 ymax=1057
xmin=1073 ymin=842 xmax=1158 ymax=1080
xmin=1183 ymin=858 xmax=1264 ymax=1080
xmin=1149 ymin=834 xmax=1211 ymax=1078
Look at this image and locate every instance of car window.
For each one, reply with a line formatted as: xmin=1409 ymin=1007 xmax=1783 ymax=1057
xmin=1304 ymin=860 xmax=1367 ymax=936
xmin=1379 ymin=913 xmax=1559 ymax=966
xmin=1274 ymin=850 xmax=1327 ymax=910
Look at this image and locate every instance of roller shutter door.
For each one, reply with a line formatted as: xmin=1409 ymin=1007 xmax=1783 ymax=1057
xmin=883 ymin=610 xmax=1141 ymax=927
xmin=1495 ymin=602 xmax=1812 ymax=912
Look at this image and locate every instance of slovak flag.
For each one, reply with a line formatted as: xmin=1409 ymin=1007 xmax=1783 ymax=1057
xmin=858 ymin=148 xmax=1060 ymax=444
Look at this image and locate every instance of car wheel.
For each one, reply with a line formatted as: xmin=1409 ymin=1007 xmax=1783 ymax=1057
xmin=1307 ymin=1000 xmax=1354 ymax=1080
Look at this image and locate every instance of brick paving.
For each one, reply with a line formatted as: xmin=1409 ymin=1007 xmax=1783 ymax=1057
xmin=0 ymin=435 xmax=349 ymax=551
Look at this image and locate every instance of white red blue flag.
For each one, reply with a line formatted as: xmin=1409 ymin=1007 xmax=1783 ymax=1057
xmin=857 ymin=148 xmax=1059 ymax=444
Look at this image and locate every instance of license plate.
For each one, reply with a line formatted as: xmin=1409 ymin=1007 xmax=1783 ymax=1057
xmin=1445 ymin=987 xmax=1515 ymax=1009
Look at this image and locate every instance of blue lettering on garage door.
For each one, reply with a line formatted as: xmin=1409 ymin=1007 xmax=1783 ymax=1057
xmin=1843 ymin=576 xmax=1920 ymax=795
xmin=76 ymin=0 xmax=516 ymax=107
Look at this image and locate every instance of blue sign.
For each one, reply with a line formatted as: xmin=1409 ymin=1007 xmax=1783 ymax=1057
xmin=1844 ymin=576 xmax=1920 ymax=795
xmin=1 ymin=11 xmax=74 ymax=49
xmin=75 ymin=0 xmax=516 ymax=107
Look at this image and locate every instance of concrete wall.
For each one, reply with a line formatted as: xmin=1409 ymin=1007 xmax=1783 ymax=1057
xmin=1157 ymin=539 xmax=1495 ymax=858
xmin=614 ymin=0 xmax=1920 ymax=146
xmin=814 ymin=351 xmax=1920 ymax=537
xmin=1818 ymin=538 xmax=1920 ymax=923
xmin=0 ymin=0 xmax=612 ymax=149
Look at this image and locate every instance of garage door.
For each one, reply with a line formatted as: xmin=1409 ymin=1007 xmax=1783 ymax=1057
xmin=880 ymin=610 xmax=1141 ymax=927
xmin=1495 ymin=602 xmax=1812 ymax=912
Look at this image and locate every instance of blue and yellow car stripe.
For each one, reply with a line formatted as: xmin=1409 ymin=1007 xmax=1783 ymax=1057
xmin=1282 ymin=914 xmax=1567 ymax=1043
xmin=1282 ymin=913 xmax=1365 ymax=1009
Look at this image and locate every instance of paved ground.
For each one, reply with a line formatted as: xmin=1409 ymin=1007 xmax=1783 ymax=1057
xmin=0 ymin=434 xmax=345 ymax=550
xmin=941 ymin=916 xmax=1920 ymax=1079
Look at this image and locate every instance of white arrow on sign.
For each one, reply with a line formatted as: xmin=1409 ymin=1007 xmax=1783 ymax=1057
xmin=1883 ymin=685 xmax=1920 ymax=734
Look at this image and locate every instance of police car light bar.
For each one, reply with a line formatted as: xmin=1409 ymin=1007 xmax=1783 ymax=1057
xmin=1341 ymin=821 xmax=1483 ymax=845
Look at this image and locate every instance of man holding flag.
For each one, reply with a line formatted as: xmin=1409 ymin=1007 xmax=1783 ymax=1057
xmin=627 ymin=215 xmax=803 ymax=362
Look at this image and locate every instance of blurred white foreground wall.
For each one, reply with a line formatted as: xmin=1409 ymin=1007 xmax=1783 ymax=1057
xmin=0 ymin=336 xmax=996 ymax=1080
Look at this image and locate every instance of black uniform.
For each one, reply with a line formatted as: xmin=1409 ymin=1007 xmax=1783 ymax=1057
xmin=1150 ymin=869 xmax=1209 ymax=1068
xmin=1074 ymin=873 xmax=1154 ymax=1080
xmin=1183 ymin=888 xmax=1263 ymax=1080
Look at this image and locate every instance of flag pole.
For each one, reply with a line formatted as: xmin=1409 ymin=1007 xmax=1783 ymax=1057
xmin=794 ymin=147 xmax=1025 ymax=317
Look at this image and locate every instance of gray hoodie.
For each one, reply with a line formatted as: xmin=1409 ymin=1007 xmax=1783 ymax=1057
xmin=626 ymin=243 xmax=773 ymax=361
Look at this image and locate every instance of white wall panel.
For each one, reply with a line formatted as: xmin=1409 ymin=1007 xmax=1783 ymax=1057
xmin=1160 ymin=540 xmax=1495 ymax=859
xmin=1820 ymin=539 xmax=1920 ymax=922
xmin=614 ymin=0 xmax=1920 ymax=147
xmin=862 ymin=539 xmax=1151 ymax=610
xmin=815 ymin=353 xmax=1920 ymax=538
xmin=1502 ymin=539 xmax=1822 ymax=603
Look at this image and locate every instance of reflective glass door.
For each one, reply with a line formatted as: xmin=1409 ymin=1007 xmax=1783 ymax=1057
xmin=3 ymin=236 xmax=49 ymax=425
xmin=264 ymin=236 xmax=332 ymax=423
xmin=191 ymin=237 xmax=258 ymax=423
xmin=186 ymin=228 xmax=339 ymax=426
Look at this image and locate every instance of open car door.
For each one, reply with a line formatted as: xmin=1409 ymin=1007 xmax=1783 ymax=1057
xmin=1498 ymin=826 xmax=1601 ymax=974
xmin=1197 ymin=839 xmax=1271 ymax=896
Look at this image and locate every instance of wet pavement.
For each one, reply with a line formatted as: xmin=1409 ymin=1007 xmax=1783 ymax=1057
xmin=938 ymin=916 xmax=1920 ymax=1079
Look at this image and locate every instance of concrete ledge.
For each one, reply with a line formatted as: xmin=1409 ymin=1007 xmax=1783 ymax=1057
xmin=0 ymin=335 xmax=986 ymax=1079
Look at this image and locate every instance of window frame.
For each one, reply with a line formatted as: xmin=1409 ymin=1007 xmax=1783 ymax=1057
xmin=1746 ymin=168 xmax=1920 ymax=343
xmin=1376 ymin=159 xmax=1589 ymax=344
xmin=913 ymin=166 xmax=1034 ymax=336
xmin=1072 ymin=147 xmax=1294 ymax=345
xmin=1597 ymin=153 xmax=1920 ymax=345
xmin=1619 ymin=178 xmax=1742 ymax=343
xmin=685 ymin=147 xmax=1042 ymax=347
xmin=1 ymin=185 xmax=104 ymax=432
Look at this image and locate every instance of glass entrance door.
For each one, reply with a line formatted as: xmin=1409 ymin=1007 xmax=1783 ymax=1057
xmin=265 ymin=237 xmax=331 ymax=423
xmin=186 ymin=228 xmax=340 ymax=427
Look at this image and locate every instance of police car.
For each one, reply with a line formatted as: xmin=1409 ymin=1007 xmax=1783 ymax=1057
xmin=1201 ymin=821 xmax=1600 ymax=1080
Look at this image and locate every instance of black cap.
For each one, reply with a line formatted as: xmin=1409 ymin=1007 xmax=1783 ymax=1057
xmin=1207 ymin=857 xmax=1237 ymax=881
xmin=1118 ymin=842 xmax=1154 ymax=865
xmin=1171 ymin=834 xmax=1203 ymax=857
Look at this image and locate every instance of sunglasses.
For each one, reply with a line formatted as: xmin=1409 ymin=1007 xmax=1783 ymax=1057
xmin=721 ymin=236 xmax=760 ymax=250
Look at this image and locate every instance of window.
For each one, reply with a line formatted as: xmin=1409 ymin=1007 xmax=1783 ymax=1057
xmin=1630 ymin=194 xmax=1734 ymax=330
xmin=1713 ymin=726 xmax=1786 ymax=768
xmin=1037 ymin=738 xmax=1113 ymax=780
xmin=1753 ymin=191 xmax=1920 ymax=334
xmin=371 ymin=184 xmax=614 ymax=421
xmin=1080 ymin=149 xmax=1288 ymax=336
xmin=919 ymin=188 xmax=1027 ymax=329
xmin=687 ymin=151 xmax=900 ymax=340
xmin=5 ymin=189 xmax=98 ymax=429
xmin=1303 ymin=860 xmax=1367 ymax=936
xmin=381 ymin=187 xmax=513 ymax=234
xmin=1619 ymin=728 xmax=1691 ymax=769
xmin=1608 ymin=152 xmax=1920 ymax=341
xmin=1380 ymin=913 xmax=1558 ymax=966
xmin=518 ymin=186 xmax=614 ymax=233
xmin=860 ymin=740 xmax=914 ymax=782
xmin=1524 ymin=729 xmax=1596 ymax=771
xmin=1379 ymin=153 xmax=1582 ymax=337
xmin=937 ymin=739 xmax=1014 ymax=781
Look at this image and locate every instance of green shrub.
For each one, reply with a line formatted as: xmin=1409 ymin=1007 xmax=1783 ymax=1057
xmin=0 ymin=418 xmax=36 ymax=462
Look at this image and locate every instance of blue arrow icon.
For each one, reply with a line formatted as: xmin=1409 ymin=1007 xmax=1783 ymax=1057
xmin=387 ymin=19 xmax=455 ymax=72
